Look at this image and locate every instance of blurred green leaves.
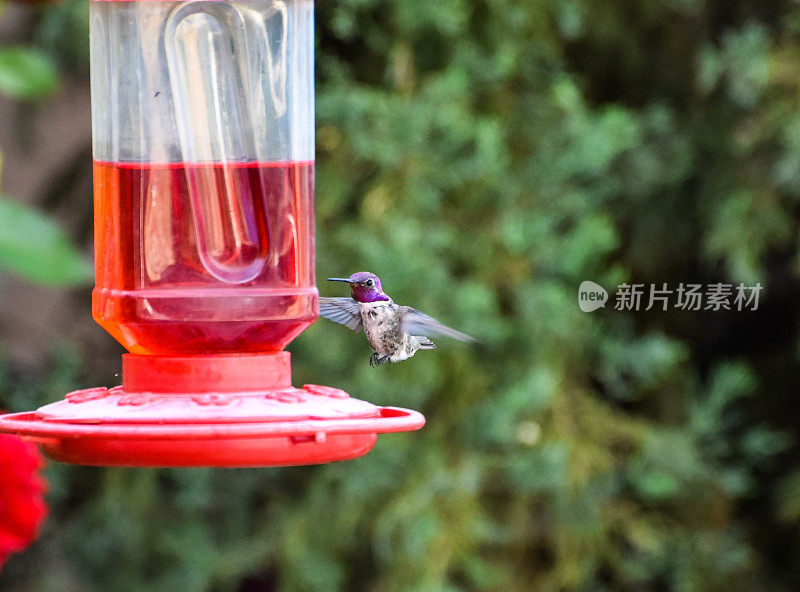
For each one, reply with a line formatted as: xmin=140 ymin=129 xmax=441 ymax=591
xmin=0 ymin=46 xmax=58 ymax=101
xmin=0 ymin=9 xmax=88 ymax=288
xmin=35 ymin=0 xmax=91 ymax=72
xmin=0 ymin=195 xmax=91 ymax=286
xmin=698 ymin=23 xmax=771 ymax=108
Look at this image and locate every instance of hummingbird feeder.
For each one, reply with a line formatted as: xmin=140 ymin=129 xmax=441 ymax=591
xmin=0 ymin=0 xmax=424 ymax=466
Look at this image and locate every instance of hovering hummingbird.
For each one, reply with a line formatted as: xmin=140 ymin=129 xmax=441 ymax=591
xmin=319 ymin=272 xmax=476 ymax=366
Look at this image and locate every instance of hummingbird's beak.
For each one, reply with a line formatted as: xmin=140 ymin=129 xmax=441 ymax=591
xmin=326 ymin=278 xmax=355 ymax=284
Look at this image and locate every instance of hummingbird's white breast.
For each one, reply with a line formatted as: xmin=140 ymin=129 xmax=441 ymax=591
xmin=359 ymin=300 xmax=403 ymax=355
xmin=359 ymin=299 xmax=430 ymax=363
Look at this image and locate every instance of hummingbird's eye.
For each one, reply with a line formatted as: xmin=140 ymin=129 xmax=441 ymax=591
xmin=365 ymin=279 xmax=374 ymax=287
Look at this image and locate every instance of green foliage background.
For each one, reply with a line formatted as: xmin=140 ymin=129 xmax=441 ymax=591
xmin=3 ymin=0 xmax=800 ymax=590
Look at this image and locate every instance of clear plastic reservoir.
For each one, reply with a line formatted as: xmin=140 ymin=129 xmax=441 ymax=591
xmin=90 ymin=0 xmax=316 ymax=354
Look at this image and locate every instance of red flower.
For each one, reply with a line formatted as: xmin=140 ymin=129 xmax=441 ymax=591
xmin=0 ymin=434 xmax=47 ymax=571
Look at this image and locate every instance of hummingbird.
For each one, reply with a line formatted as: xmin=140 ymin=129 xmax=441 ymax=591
xmin=319 ymin=272 xmax=476 ymax=366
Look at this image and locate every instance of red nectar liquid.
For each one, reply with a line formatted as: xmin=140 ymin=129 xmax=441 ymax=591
xmin=92 ymin=160 xmax=316 ymax=355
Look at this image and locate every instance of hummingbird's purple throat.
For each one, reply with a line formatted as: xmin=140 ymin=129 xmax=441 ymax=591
xmin=351 ymin=284 xmax=390 ymax=303
xmin=326 ymin=272 xmax=390 ymax=303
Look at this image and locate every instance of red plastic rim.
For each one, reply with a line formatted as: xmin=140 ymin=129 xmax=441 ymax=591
xmin=0 ymin=407 xmax=424 ymax=439
xmin=0 ymin=353 xmax=425 ymax=467
xmin=0 ymin=407 xmax=425 ymax=467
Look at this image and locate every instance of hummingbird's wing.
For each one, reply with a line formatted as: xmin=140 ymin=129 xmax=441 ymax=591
xmin=399 ymin=307 xmax=477 ymax=342
xmin=319 ymin=297 xmax=363 ymax=332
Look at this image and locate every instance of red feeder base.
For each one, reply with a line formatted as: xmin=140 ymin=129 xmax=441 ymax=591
xmin=0 ymin=353 xmax=424 ymax=467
